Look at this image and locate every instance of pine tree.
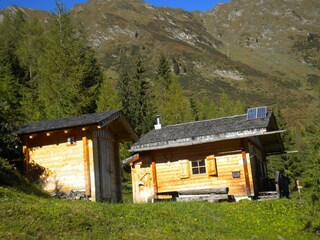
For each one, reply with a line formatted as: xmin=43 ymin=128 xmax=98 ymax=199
xmin=267 ymin=106 xmax=301 ymax=187
xmin=161 ymin=76 xmax=193 ymax=125
xmin=36 ymin=2 xmax=102 ymax=119
xmin=0 ymin=54 xmax=21 ymax=161
xmin=198 ymin=96 xmax=219 ymax=120
xmin=301 ymin=122 xmax=320 ymax=231
xmin=157 ymin=54 xmax=171 ymax=90
xmin=117 ymin=56 xmax=154 ymax=135
xmin=218 ymin=92 xmax=233 ymax=117
xmin=97 ymin=76 xmax=121 ymax=112
xmin=117 ymin=71 xmax=133 ymax=118
xmin=131 ymin=56 xmax=154 ymax=135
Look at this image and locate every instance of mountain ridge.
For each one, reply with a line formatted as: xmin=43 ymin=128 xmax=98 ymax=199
xmin=1 ymin=0 xmax=319 ymax=127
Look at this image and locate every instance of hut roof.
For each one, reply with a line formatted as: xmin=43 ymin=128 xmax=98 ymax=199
xmin=16 ymin=110 xmax=138 ymax=141
xmin=130 ymin=111 xmax=284 ymax=154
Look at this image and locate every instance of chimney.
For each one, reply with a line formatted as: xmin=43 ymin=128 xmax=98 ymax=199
xmin=154 ymin=115 xmax=162 ymax=130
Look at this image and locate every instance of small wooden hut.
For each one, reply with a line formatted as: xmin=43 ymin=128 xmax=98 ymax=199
xmin=127 ymin=107 xmax=285 ymax=203
xmin=17 ymin=110 xmax=138 ymax=202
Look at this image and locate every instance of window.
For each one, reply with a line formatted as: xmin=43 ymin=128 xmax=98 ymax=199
xmin=191 ymin=159 xmax=206 ymax=175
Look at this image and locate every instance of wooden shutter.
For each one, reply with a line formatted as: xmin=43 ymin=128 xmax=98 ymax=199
xmin=206 ymin=155 xmax=217 ymax=176
xmin=179 ymin=160 xmax=190 ymax=179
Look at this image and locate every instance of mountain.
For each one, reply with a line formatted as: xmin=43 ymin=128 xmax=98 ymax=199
xmin=1 ymin=0 xmax=319 ymax=126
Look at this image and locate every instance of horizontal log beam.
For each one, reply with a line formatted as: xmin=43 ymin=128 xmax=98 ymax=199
xmin=178 ymin=187 xmax=229 ymax=195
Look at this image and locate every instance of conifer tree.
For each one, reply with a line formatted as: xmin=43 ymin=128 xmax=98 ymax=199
xmin=131 ymin=56 xmax=154 ymax=135
xmin=301 ymin=122 xmax=320 ymax=231
xmin=117 ymin=71 xmax=133 ymax=118
xmin=161 ymin=76 xmax=193 ymax=125
xmin=36 ymin=2 xmax=102 ymax=119
xmin=267 ymin=106 xmax=301 ymax=186
xmin=190 ymin=96 xmax=200 ymax=121
xmin=0 ymin=54 xmax=21 ymax=161
xmin=198 ymin=96 xmax=219 ymax=120
xmin=97 ymin=76 xmax=121 ymax=112
xmin=157 ymin=54 xmax=171 ymax=90
xmin=218 ymin=92 xmax=234 ymax=117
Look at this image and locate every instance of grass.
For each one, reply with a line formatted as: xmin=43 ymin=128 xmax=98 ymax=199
xmin=0 ymin=159 xmax=317 ymax=239
xmin=0 ymin=186 xmax=318 ymax=240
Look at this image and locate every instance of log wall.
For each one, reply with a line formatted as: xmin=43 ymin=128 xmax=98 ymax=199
xmin=26 ymin=130 xmax=94 ymax=193
xmin=132 ymin=139 xmax=256 ymax=202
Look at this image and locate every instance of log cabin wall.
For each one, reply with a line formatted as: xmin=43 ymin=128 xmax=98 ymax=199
xmin=131 ymin=156 xmax=153 ymax=203
xmin=23 ymin=128 xmax=95 ymax=196
xmin=131 ymin=139 xmax=256 ymax=202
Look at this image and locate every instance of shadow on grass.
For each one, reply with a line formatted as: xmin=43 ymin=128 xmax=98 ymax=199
xmin=0 ymin=158 xmax=49 ymax=197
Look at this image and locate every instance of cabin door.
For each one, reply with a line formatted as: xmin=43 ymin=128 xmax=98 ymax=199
xmin=98 ymin=138 xmax=112 ymax=201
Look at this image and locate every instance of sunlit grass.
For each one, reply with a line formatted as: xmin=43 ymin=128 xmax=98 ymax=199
xmin=0 ymin=187 xmax=317 ymax=240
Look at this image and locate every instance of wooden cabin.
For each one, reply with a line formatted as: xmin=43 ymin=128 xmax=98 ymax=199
xmin=17 ymin=110 xmax=138 ymax=202
xmin=127 ymin=107 xmax=285 ymax=203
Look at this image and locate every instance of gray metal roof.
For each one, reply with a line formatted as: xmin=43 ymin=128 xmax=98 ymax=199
xmin=16 ymin=110 xmax=122 ymax=135
xmin=131 ymin=111 xmax=281 ymax=152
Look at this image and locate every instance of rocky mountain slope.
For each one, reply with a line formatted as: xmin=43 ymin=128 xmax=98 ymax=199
xmin=1 ymin=0 xmax=319 ymax=126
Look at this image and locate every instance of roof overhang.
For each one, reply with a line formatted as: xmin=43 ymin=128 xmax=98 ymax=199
xmin=257 ymin=130 xmax=285 ymax=154
xmin=130 ymin=129 xmax=286 ymax=153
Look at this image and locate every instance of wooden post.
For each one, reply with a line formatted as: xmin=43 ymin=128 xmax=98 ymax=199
xmin=23 ymin=145 xmax=30 ymax=178
xmin=114 ymin=139 xmax=122 ymax=203
xmin=241 ymin=140 xmax=251 ymax=196
xmin=151 ymin=154 xmax=158 ymax=201
xmin=82 ymin=135 xmax=91 ymax=197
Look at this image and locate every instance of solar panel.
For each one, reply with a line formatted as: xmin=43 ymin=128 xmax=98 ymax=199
xmin=257 ymin=106 xmax=267 ymax=118
xmin=247 ymin=106 xmax=267 ymax=120
xmin=247 ymin=108 xmax=257 ymax=120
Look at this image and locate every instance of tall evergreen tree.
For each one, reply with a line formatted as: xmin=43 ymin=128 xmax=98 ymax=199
xmin=198 ymin=96 xmax=219 ymax=120
xmin=267 ymin=106 xmax=301 ymax=187
xmin=0 ymin=54 xmax=21 ymax=161
xmin=117 ymin=71 xmax=132 ymax=118
xmin=300 ymin=122 xmax=320 ymax=231
xmin=157 ymin=54 xmax=171 ymax=90
xmin=117 ymin=56 xmax=154 ymax=136
xmin=97 ymin=76 xmax=121 ymax=112
xmin=131 ymin=56 xmax=154 ymax=135
xmin=190 ymin=96 xmax=200 ymax=121
xmin=36 ymin=2 xmax=102 ymax=119
xmin=0 ymin=10 xmax=26 ymax=80
xmin=161 ymin=76 xmax=193 ymax=125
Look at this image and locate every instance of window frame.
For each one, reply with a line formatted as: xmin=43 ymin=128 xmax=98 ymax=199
xmin=191 ymin=159 xmax=206 ymax=175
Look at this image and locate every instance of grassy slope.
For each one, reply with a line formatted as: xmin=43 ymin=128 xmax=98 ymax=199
xmin=0 ymin=159 xmax=317 ymax=239
xmin=0 ymin=187 xmax=317 ymax=240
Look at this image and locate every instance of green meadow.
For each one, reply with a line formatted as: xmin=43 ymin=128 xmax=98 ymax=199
xmin=0 ymin=186 xmax=317 ymax=240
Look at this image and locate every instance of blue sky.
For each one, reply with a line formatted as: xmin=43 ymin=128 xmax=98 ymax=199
xmin=0 ymin=0 xmax=229 ymax=12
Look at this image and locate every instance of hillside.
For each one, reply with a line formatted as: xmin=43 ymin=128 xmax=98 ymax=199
xmin=0 ymin=188 xmax=317 ymax=239
xmin=1 ymin=0 xmax=319 ymax=126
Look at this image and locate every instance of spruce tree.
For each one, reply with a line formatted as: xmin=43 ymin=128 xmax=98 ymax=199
xmin=97 ymin=77 xmax=121 ymax=112
xmin=157 ymin=54 xmax=171 ymax=90
xmin=301 ymin=122 xmax=320 ymax=231
xmin=117 ymin=71 xmax=133 ymax=118
xmin=161 ymin=76 xmax=193 ymax=125
xmin=36 ymin=2 xmax=102 ymax=119
xmin=198 ymin=96 xmax=219 ymax=120
xmin=131 ymin=56 xmax=154 ymax=135
xmin=0 ymin=54 xmax=21 ymax=161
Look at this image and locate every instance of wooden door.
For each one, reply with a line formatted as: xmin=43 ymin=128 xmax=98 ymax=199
xmin=98 ymin=138 xmax=112 ymax=201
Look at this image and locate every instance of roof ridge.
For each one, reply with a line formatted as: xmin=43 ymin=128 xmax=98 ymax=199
xmin=162 ymin=113 xmax=248 ymax=128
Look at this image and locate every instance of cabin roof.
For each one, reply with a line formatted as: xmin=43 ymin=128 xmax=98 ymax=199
xmin=130 ymin=111 xmax=284 ymax=153
xmin=16 ymin=110 xmax=138 ymax=141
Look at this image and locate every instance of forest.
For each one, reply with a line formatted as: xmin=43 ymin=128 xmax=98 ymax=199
xmin=0 ymin=3 xmax=319 ymax=233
